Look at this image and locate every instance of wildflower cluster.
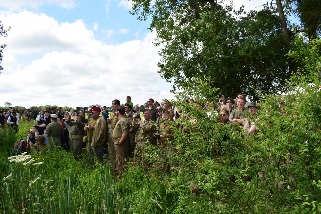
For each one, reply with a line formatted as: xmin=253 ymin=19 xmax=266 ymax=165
xmin=8 ymin=152 xmax=44 ymax=166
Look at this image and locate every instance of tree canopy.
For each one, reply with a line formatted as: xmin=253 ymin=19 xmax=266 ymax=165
xmin=131 ymin=0 xmax=321 ymax=100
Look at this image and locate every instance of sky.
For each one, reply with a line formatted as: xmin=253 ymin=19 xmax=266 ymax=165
xmin=0 ymin=0 xmax=267 ymax=108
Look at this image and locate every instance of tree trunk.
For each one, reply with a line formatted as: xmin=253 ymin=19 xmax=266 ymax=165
xmin=275 ymin=0 xmax=290 ymax=40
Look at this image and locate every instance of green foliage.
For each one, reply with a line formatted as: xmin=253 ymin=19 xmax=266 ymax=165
xmin=288 ymin=36 xmax=321 ymax=84
xmin=130 ymin=0 xmax=300 ymax=99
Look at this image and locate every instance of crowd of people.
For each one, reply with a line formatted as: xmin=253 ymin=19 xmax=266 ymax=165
xmin=3 ymin=94 xmax=259 ymax=172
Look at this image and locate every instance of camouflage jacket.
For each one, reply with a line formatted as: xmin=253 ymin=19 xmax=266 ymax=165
xmin=134 ymin=119 xmax=157 ymax=146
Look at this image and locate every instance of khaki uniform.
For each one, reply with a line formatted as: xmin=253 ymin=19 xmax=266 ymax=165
xmin=91 ymin=117 xmax=107 ymax=163
xmin=69 ymin=121 xmax=85 ymax=159
xmin=108 ymin=112 xmax=119 ymax=168
xmin=134 ymin=119 xmax=157 ymax=166
xmin=45 ymin=121 xmax=62 ymax=146
xmin=243 ymin=115 xmax=258 ymax=134
xmin=229 ymin=107 xmax=248 ymax=120
xmin=86 ymin=118 xmax=97 ymax=164
xmin=126 ymin=112 xmax=135 ymax=158
xmin=108 ymin=112 xmax=119 ymax=130
xmin=113 ymin=117 xmax=129 ymax=171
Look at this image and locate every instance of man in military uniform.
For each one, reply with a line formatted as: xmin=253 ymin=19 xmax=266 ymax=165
xmin=158 ymin=109 xmax=176 ymax=146
xmin=85 ymin=107 xmax=98 ymax=164
xmin=133 ymin=108 xmax=157 ymax=167
xmin=45 ymin=114 xmax=63 ymax=147
xmin=68 ymin=115 xmax=85 ymax=159
xmin=107 ymin=99 xmax=120 ymax=168
xmin=124 ymin=103 xmax=135 ymax=158
xmin=113 ymin=105 xmax=130 ymax=172
xmin=87 ymin=106 xmax=107 ymax=164
xmin=243 ymin=102 xmax=259 ymax=134
xmin=146 ymin=98 xmax=157 ymax=122
xmin=157 ymin=109 xmax=176 ymax=172
xmin=162 ymin=99 xmax=174 ymax=120
xmin=229 ymin=97 xmax=248 ymax=126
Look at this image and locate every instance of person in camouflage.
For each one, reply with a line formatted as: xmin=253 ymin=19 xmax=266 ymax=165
xmin=162 ymin=99 xmax=174 ymax=120
xmin=158 ymin=109 xmax=176 ymax=146
xmin=113 ymin=105 xmax=130 ymax=172
xmin=133 ymin=108 xmax=157 ymax=167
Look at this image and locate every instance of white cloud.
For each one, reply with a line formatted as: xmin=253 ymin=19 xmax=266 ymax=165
xmin=0 ymin=0 xmax=76 ymax=11
xmin=118 ymin=0 xmax=134 ymax=10
xmin=119 ymin=28 xmax=129 ymax=34
xmin=93 ymin=23 xmax=99 ymax=31
xmin=0 ymin=11 xmax=174 ymax=108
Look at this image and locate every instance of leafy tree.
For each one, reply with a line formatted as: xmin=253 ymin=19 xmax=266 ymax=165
xmin=284 ymin=0 xmax=321 ymax=39
xmin=130 ymin=0 xmax=301 ymax=100
xmin=0 ymin=21 xmax=10 ymax=72
xmin=4 ymin=102 xmax=12 ymax=108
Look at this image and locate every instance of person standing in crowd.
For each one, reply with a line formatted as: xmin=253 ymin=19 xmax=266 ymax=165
xmin=217 ymin=95 xmax=226 ymax=107
xmin=243 ymin=102 xmax=259 ymax=134
xmin=7 ymin=110 xmax=19 ymax=132
xmin=84 ymin=107 xmax=98 ymax=164
xmin=57 ymin=114 xmax=70 ymax=150
xmin=37 ymin=110 xmax=45 ymax=125
xmin=158 ymin=109 xmax=176 ymax=145
xmin=125 ymin=96 xmax=133 ymax=109
xmin=133 ymin=108 xmax=157 ymax=166
xmin=45 ymin=114 xmax=62 ymax=146
xmin=124 ymin=103 xmax=135 ymax=158
xmin=157 ymin=109 xmax=176 ymax=172
xmin=26 ymin=129 xmax=36 ymax=150
xmin=107 ymin=99 xmax=120 ymax=168
xmin=0 ymin=110 xmax=5 ymax=127
xmin=37 ymin=110 xmax=51 ymax=135
xmin=225 ymin=97 xmax=235 ymax=115
xmin=102 ymin=106 xmax=109 ymax=120
xmin=87 ymin=106 xmax=107 ymax=164
xmin=162 ymin=99 xmax=174 ymax=120
xmin=218 ymin=105 xmax=230 ymax=124
xmin=133 ymin=105 xmax=141 ymax=119
xmin=29 ymin=135 xmax=46 ymax=152
xmin=68 ymin=114 xmax=85 ymax=159
xmin=229 ymin=96 xmax=248 ymax=126
xmin=113 ymin=105 xmax=130 ymax=172
xmin=146 ymin=98 xmax=157 ymax=122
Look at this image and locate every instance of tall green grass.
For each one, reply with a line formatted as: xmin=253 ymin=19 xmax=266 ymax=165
xmin=0 ymin=119 xmax=133 ymax=214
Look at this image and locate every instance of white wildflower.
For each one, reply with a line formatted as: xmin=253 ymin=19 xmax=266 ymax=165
xmin=8 ymin=154 xmax=32 ymax=163
xmin=8 ymin=156 xmax=16 ymax=161
xmin=29 ymin=176 xmax=41 ymax=187
xmin=3 ymin=173 xmax=12 ymax=181
xmin=23 ymin=158 xmax=35 ymax=166
xmin=33 ymin=162 xmax=44 ymax=166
